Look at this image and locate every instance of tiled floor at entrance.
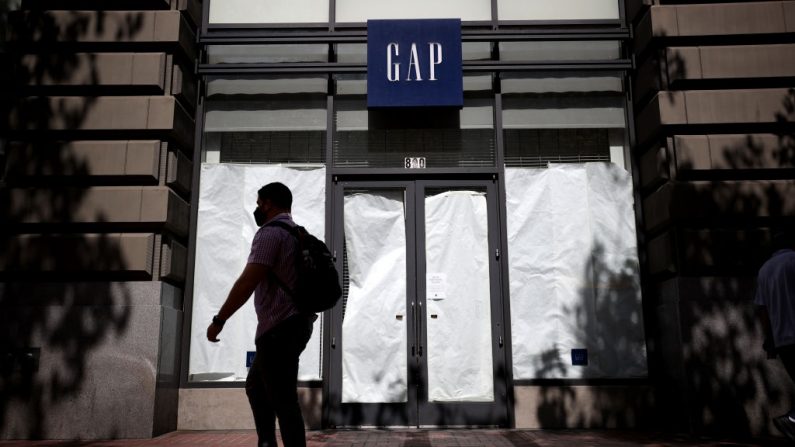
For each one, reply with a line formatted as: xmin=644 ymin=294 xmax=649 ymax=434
xmin=0 ymin=430 xmax=789 ymax=447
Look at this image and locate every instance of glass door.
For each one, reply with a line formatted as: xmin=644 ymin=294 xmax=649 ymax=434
xmin=326 ymin=180 xmax=508 ymax=427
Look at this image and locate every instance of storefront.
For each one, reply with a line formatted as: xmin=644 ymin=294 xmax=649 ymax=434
xmin=183 ymin=0 xmax=647 ymax=428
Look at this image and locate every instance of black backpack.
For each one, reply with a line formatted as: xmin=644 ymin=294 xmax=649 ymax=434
xmin=265 ymin=220 xmax=342 ymax=313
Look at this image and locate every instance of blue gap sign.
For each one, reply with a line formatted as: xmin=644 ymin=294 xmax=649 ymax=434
xmin=367 ymin=19 xmax=463 ymax=108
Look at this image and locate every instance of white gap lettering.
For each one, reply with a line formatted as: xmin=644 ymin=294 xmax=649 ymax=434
xmin=428 ymin=42 xmax=442 ymax=81
xmin=407 ymin=43 xmax=422 ymax=81
xmin=387 ymin=42 xmax=400 ymax=82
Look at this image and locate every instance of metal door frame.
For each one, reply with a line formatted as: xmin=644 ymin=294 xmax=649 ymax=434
xmin=326 ymin=178 xmax=509 ymax=428
xmin=414 ymin=179 xmax=508 ymax=427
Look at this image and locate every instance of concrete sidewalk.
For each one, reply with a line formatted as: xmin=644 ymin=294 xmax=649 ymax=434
xmin=0 ymin=429 xmax=790 ymax=447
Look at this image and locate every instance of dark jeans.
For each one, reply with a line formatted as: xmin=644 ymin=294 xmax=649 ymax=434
xmin=778 ymin=344 xmax=795 ymax=418
xmin=246 ymin=314 xmax=314 ymax=447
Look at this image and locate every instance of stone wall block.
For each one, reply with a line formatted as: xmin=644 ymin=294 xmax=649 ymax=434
xmin=700 ymin=45 xmax=795 ymax=79
xmin=166 ymin=150 xmax=192 ymax=195
xmin=639 ymin=140 xmax=671 ymax=189
xmin=125 ymin=141 xmax=162 ymax=178
xmin=140 ymin=187 xmax=190 ymax=237
xmin=160 ymin=239 xmax=187 ymax=282
xmin=0 ymin=233 xmax=155 ymax=276
xmin=684 ymin=89 xmax=795 ymax=125
xmin=674 ymin=135 xmax=711 ymax=170
xmin=674 ymin=2 xmax=787 ymax=36
xmin=666 ymin=47 xmax=701 ymax=82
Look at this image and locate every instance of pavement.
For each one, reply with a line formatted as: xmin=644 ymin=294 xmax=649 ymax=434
xmin=0 ymin=429 xmax=791 ymax=447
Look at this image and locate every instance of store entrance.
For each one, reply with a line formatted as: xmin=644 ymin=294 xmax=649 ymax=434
xmin=326 ymin=179 xmax=509 ymax=428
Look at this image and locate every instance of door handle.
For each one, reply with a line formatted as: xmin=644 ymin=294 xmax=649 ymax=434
xmin=417 ymin=301 xmax=423 ymax=357
xmin=411 ymin=302 xmax=416 ymax=357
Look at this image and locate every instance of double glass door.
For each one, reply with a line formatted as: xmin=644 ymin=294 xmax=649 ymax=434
xmin=327 ymin=180 xmax=509 ymax=427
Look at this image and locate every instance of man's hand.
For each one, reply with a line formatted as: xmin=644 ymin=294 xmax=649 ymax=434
xmin=205 ymin=263 xmax=268 ymax=344
xmin=207 ymin=322 xmax=223 ymax=342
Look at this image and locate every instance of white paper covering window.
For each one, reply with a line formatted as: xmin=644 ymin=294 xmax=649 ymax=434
xmin=425 ymin=191 xmax=494 ymax=402
xmin=189 ymin=164 xmax=326 ymax=382
xmin=505 ymin=164 xmax=647 ymax=379
xmin=342 ymin=191 xmax=409 ymax=403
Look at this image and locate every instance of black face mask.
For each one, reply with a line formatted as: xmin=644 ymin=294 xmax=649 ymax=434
xmin=253 ymin=207 xmax=267 ymax=226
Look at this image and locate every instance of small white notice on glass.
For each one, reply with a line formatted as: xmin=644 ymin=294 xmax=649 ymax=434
xmin=427 ymin=273 xmax=447 ymax=299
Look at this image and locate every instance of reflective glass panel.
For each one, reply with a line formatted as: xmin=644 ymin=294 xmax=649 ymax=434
xmin=209 ymin=0 xmax=328 ymax=24
xmin=336 ymin=0 xmax=490 ymax=23
xmin=497 ymin=0 xmax=619 ymax=21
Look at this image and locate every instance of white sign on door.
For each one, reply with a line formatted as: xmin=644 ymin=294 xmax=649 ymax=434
xmin=427 ymin=273 xmax=447 ymax=299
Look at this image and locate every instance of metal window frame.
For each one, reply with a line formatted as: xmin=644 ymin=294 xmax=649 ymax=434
xmin=200 ymin=0 xmax=628 ymax=32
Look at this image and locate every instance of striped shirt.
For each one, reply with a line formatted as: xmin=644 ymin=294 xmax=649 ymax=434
xmin=248 ymin=213 xmax=300 ymax=340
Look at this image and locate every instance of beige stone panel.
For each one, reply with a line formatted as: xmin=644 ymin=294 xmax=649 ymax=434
xmin=153 ymin=11 xmax=182 ymax=42
xmin=684 ymin=89 xmax=794 ymax=124
xmin=69 ymin=141 xmax=128 ymax=175
xmin=147 ymin=96 xmax=177 ymax=130
xmin=140 ymin=188 xmax=171 ymax=223
xmin=674 ymin=2 xmax=787 ymax=36
xmin=23 ymin=11 xmax=158 ymax=42
xmin=132 ymin=53 xmax=167 ymax=88
xmin=785 ymin=1 xmax=795 ymax=31
xmin=514 ymin=385 xmax=653 ymax=428
xmin=8 ymin=97 xmax=152 ymax=130
xmin=700 ymin=45 xmax=795 ymax=79
xmin=640 ymin=142 xmax=670 ymax=188
xmin=118 ymin=233 xmax=156 ymax=274
xmin=7 ymin=187 xmax=142 ymax=223
xmin=666 ymin=47 xmax=702 ymax=81
xmin=141 ymin=187 xmax=190 ymax=236
xmin=17 ymin=53 xmax=166 ymax=88
xmin=18 ymin=53 xmax=129 ymax=85
xmin=75 ymin=187 xmax=144 ymax=222
xmin=85 ymin=96 xmax=151 ymax=129
xmin=635 ymin=92 xmax=687 ymax=145
xmin=643 ymin=180 xmax=795 ymax=230
xmin=7 ymin=141 xmax=126 ymax=176
xmin=5 ymin=141 xmax=160 ymax=179
xmin=177 ymin=387 xmax=322 ymax=430
xmin=1 ymin=233 xmax=154 ymax=275
xmin=92 ymin=54 xmax=135 ymax=85
xmin=125 ymin=141 xmax=162 ymax=178
xmin=657 ymin=91 xmax=688 ymax=124
xmin=707 ymin=134 xmax=789 ymax=169
xmin=650 ymin=6 xmax=679 ymax=37
xmin=685 ymin=180 xmax=795 ymax=217
xmin=160 ymin=239 xmax=187 ymax=282
xmin=171 ymin=64 xmax=197 ymax=110
xmin=674 ymin=135 xmax=711 ymax=170
xmin=166 ymin=150 xmax=192 ymax=195
xmin=633 ymin=56 xmax=663 ymax=102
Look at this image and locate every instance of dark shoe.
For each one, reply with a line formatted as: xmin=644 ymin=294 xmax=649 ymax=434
xmin=774 ymin=415 xmax=795 ymax=442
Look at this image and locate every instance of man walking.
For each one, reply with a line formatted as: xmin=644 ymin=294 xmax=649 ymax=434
xmin=755 ymin=230 xmax=795 ymax=441
xmin=207 ymin=182 xmax=315 ymax=447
